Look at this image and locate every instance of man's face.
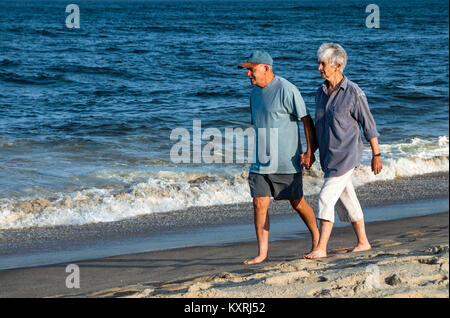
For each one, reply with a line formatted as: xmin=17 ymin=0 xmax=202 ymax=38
xmin=246 ymin=63 xmax=267 ymax=87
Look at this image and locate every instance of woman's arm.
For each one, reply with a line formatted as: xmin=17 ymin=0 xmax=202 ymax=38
xmin=369 ymin=137 xmax=383 ymax=175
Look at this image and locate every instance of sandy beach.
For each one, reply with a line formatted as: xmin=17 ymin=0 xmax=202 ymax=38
xmin=91 ymin=212 xmax=449 ymax=299
xmin=0 ymin=211 xmax=447 ymax=298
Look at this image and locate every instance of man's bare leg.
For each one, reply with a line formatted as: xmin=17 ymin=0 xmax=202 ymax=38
xmin=290 ymin=197 xmax=320 ymax=252
xmin=303 ymin=219 xmax=333 ymax=259
xmin=351 ymin=218 xmax=371 ymax=252
xmin=244 ymin=196 xmax=271 ymax=265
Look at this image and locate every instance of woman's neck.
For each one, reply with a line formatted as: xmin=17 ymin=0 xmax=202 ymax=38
xmin=327 ymin=73 xmax=344 ymax=90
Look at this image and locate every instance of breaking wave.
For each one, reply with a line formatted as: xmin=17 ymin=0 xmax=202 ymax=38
xmin=0 ymin=136 xmax=448 ymax=229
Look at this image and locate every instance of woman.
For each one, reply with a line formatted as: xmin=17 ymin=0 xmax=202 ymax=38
xmin=305 ymin=42 xmax=383 ymax=259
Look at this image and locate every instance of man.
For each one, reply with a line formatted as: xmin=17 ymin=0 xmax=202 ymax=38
xmin=238 ymin=50 xmax=320 ymax=265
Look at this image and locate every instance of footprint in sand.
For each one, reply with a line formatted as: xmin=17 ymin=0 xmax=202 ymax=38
xmin=383 ymin=241 xmax=404 ymax=247
xmin=371 ymin=239 xmax=403 ymax=248
xmin=425 ymin=245 xmax=449 ymax=254
xmin=399 ymin=230 xmax=426 ymax=239
xmin=263 ymin=271 xmax=310 ymax=285
xmin=331 ymin=246 xmax=351 ymax=254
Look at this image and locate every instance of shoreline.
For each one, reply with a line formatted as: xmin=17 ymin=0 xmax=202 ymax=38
xmin=0 ymin=197 xmax=447 ymax=272
xmin=0 ymin=212 xmax=447 ymax=298
xmin=0 ymin=172 xmax=448 ymax=271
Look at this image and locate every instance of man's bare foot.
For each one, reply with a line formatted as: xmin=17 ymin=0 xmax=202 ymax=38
xmin=352 ymin=243 xmax=371 ymax=252
xmin=303 ymin=248 xmax=327 ymax=259
xmin=311 ymin=239 xmax=319 ymax=253
xmin=243 ymin=255 xmax=268 ymax=265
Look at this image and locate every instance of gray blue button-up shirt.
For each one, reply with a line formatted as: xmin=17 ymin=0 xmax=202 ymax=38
xmin=314 ymin=76 xmax=379 ymax=178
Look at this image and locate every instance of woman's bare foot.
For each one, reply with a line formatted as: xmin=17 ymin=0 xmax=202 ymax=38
xmin=243 ymin=255 xmax=268 ymax=265
xmin=303 ymin=248 xmax=327 ymax=259
xmin=352 ymin=243 xmax=371 ymax=252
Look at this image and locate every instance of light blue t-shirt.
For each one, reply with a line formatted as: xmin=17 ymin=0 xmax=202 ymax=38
xmin=249 ymin=76 xmax=308 ymax=174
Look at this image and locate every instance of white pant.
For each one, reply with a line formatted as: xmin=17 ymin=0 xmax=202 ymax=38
xmin=317 ymin=168 xmax=364 ymax=223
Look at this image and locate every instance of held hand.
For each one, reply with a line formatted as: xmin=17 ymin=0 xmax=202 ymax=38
xmin=371 ymin=156 xmax=382 ymax=175
xmin=300 ymin=152 xmax=315 ymax=170
xmin=309 ymin=152 xmax=316 ymax=169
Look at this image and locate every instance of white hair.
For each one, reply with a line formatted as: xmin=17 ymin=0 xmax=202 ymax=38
xmin=317 ymin=42 xmax=348 ymax=73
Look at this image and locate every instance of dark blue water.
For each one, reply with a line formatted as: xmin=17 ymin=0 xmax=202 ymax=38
xmin=0 ymin=0 xmax=448 ymax=228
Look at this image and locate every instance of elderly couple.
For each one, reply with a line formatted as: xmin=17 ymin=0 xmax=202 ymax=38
xmin=238 ymin=43 xmax=383 ymax=264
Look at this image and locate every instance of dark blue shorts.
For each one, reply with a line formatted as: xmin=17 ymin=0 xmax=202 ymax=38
xmin=248 ymin=173 xmax=303 ymax=201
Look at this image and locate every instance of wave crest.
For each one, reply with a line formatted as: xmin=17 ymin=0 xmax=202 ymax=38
xmin=0 ymin=136 xmax=448 ymax=229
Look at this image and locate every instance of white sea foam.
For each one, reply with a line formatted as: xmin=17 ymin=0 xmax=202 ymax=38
xmin=0 ymin=136 xmax=447 ymax=229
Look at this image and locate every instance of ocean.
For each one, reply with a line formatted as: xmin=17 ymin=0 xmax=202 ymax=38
xmin=0 ymin=0 xmax=448 ymax=230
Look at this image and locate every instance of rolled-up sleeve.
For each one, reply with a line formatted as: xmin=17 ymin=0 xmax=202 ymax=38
xmin=353 ymin=92 xmax=379 ymax=141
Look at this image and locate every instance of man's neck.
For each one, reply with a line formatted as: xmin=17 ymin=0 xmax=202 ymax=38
xmin=259 ymin=73 xmax=275 ymax=88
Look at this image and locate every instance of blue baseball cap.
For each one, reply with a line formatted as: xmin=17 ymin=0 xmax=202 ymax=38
xmin=238 ymin=50 xmax=273 ymax=69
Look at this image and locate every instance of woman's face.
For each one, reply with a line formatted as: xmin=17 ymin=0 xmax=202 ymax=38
xmin=318 ymin=59 xmax=340 ymax=80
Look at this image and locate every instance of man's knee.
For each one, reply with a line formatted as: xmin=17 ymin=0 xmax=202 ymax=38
xmin=253 ymin=197 xmax=271 ymax=211
xmin=290 ymin=196 xmax=306 ymax=210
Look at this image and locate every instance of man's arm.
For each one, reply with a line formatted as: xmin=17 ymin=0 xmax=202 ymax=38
xmin=300 ymin=115 xmax=318 ymax=169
